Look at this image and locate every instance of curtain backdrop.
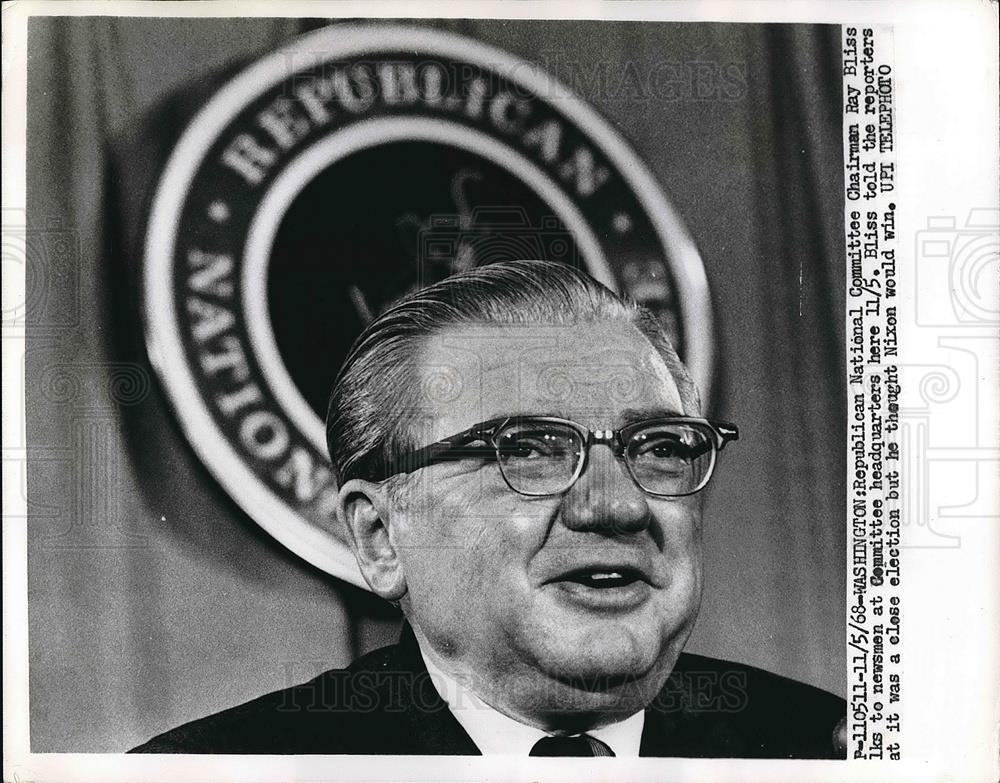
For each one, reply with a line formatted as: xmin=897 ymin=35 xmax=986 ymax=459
xmin=25 ymin=17 xmax=846 ymax=751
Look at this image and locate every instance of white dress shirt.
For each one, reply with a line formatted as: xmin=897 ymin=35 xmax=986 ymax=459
xmin=418 ymin=646 xmax=645 ymax=756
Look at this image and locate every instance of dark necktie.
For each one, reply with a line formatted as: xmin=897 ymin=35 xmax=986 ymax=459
xmin=529 ymin=734 xmax=615 ymax=757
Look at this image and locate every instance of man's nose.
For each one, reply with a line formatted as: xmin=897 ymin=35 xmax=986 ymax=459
xmin=558 ymin=445 xmax=651 ymax=534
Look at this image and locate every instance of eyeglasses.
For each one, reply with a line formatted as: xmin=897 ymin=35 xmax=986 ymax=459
xmin=376 ymin=416 xmax=739 ymax=497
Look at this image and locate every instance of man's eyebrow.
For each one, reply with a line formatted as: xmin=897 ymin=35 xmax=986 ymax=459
xmin=617 ymin=407 xmax=686 ymax=424
xmin=484 ymin=410 xmax=573 ymax=422
xmin=482 ymin=408 xmax=687 ymax=426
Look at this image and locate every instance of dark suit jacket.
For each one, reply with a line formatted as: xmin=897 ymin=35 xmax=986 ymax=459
xmin=132 ymin=624 xmax=846 ymax=757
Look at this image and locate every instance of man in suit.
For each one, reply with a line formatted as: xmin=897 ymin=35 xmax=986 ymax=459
xmin=134 ymin=260 xmax=845 ymax=757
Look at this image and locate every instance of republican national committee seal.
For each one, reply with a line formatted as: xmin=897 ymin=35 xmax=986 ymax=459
xmin=143 ymin=24 xmax=715 ymax=586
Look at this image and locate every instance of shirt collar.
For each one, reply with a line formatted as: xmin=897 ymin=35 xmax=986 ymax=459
xmin=418 ymin=644 xmax=645 ymax=756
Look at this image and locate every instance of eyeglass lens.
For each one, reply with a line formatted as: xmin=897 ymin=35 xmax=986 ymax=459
xmin=625 ymin=423 xmax=714 ymax=495
xmin=495 ymin=420 xmax=716 ymax=496
xmin=496 ymin=421 xmax=584 ymax=496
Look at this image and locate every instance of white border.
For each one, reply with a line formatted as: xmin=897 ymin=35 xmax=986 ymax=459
xmin=242 ymin=116 xmax=615 ymax=455
xmin=0 ymin=0 xmax=985 ymax=24
xmin=4 ymin=3 xmax=998 ymax=782
xmin=143 ymin=23 xmax=714 ymax=585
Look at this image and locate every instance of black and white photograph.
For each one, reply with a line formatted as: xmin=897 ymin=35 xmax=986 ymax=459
xmin=3 ymin=2 xmax=998 ymax=781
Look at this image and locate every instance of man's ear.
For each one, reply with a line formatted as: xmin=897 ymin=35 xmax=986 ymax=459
xmin=336 ymin=479 xmax=407 ymax=602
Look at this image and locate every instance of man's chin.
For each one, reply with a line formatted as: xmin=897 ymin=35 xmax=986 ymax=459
xmin=536 ymin=635 xmax=664 ymax=684
xmin=510 ymin=644 xmax=669 ymax=727
xmin=515 ymin=610 xmax=684 ymax=696
xmin=489 ymin=590 xmax=695 ymax=722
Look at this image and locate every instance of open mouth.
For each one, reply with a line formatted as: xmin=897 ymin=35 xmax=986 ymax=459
xmin=558 ymin=567 xmax=646 ymax=589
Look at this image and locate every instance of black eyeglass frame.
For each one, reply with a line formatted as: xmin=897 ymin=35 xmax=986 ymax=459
xmin=375 ymin=416 xmax=739 ymax=498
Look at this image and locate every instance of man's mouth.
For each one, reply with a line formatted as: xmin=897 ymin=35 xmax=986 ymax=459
xmin=546 ymin=564 xmax=653 ymax=611
xmin=559 ymin=567 xmax=646 ymax=589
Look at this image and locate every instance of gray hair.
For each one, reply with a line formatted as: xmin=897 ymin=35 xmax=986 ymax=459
xmin=326 ymin=260 xmax=700 ymax=484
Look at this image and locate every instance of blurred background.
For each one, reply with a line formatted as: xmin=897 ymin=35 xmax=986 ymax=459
xmin=24 ymin=17 xmax=846 ymax=751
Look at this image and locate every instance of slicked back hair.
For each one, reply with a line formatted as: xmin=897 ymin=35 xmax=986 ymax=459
xmin=326 ymin=260 xmax=701 ymax=485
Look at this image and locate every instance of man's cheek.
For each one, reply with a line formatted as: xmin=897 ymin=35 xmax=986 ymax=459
xmin=405 ymin=551 xmax=472 ymax=624
xmin=659 ymin=504 xmax=703 ymax=551
xmin=672 ymin=560 xmax=703 ymax=638
xmin=395 ymin=524 xmax=463 ymax=594
xmin=395 ymin=507 xmax=465 ymax=552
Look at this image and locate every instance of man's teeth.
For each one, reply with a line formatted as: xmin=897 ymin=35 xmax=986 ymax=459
xmin=568 ymin=570 xmax=636 ymax=587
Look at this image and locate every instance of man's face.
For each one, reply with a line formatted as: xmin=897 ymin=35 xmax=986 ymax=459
xmin=385 ymin=320 xmax=703 ymax=725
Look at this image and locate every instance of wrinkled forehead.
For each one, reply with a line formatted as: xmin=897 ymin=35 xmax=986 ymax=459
xmin=410 ymin=321 xmax=684 ymax=442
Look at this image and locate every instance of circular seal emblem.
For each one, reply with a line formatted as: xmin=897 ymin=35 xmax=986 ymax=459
xmin=144 ymin=25 xmax=715 ymax=587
